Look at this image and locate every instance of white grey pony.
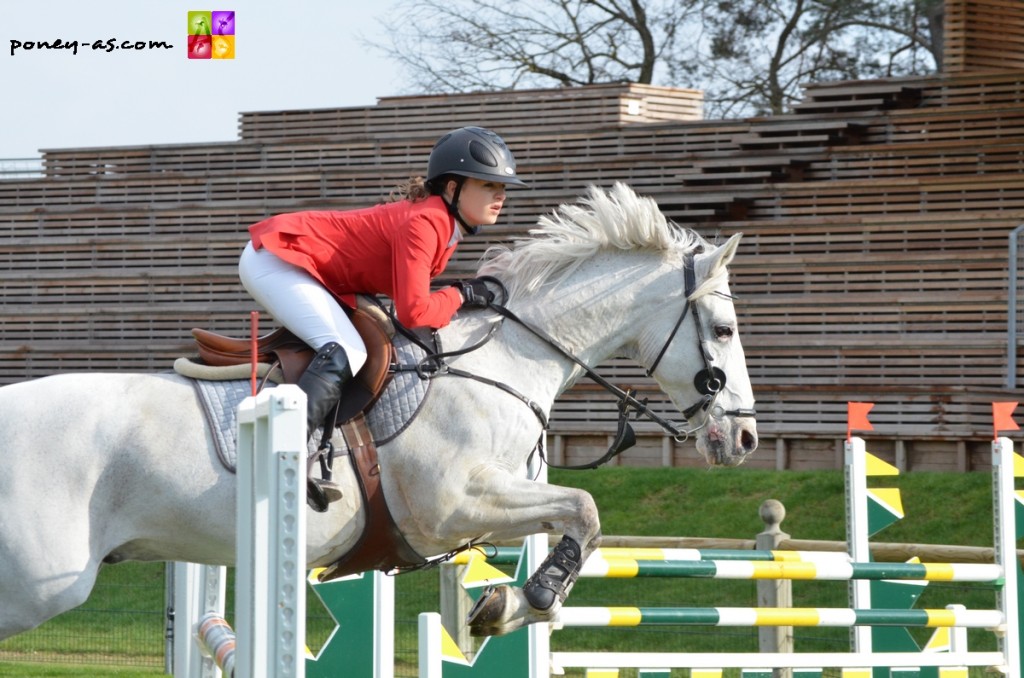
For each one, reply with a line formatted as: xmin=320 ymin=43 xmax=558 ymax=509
xmin=0 ymin=183 xmax=757 ymax=641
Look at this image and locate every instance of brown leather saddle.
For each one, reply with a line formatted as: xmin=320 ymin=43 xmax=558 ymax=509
xmin=191 ymin=308 xmax=395 ymax=426
xmin=190 ymin=309 xmax=427 ymax=578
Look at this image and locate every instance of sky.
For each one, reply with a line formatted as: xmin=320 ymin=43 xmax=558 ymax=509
xmin=0 ymin=0 xmax=400 ymax=159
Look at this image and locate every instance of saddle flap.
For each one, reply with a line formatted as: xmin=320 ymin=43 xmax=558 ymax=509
xmin=335 ymin=310 xmax=395 ymax=425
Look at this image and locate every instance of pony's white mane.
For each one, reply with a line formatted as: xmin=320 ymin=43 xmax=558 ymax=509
xmin=479 ymin=183 xmax=720 ymax=301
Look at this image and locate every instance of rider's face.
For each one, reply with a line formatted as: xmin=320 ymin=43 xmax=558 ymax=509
xmin=446 ymin=178 xmax=508 ymax=227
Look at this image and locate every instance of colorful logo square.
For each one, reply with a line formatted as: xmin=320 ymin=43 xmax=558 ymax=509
xmin=212 ymin=35 xmax=234 ymax=59
xmin=212 ymin=11 xmax=235 ymax=35
xmin=188 ymin=11 xmax=212 ymax=36
xmin=188 ymin=10 xmax=234 ymax=59
xmin=187 ymin=34 xmax=211 ymax=59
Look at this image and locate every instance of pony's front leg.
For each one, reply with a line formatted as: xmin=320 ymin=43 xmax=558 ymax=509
xmin=468 ymin=533 xmax=597 ymax=637
xmin=458 ymin=473 xmax=602 ymax=637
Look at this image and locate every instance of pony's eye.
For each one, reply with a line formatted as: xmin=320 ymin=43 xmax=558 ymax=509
xmin=714 ymin=325 xmax=734 ymax=339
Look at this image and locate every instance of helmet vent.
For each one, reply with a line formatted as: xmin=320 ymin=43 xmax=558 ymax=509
xmin=468 ymin=140 xmax=499 ymax=167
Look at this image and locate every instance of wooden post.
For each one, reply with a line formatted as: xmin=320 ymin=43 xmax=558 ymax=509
xmin=775 ymin=437 xmax=788 ymax=471
xmin=895 ymin=439 xmax=907 ymax=472
xmin=756 ymin=499 xmax=793 ymax=678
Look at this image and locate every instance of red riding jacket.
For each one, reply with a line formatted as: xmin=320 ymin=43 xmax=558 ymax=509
xmin=249 ymin=196 xmax=463 ymax=329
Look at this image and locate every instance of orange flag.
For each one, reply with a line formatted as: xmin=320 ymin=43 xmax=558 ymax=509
xmin=847 ymin=402 xmax=874 ymax=441
xmin=992 ymin=402 xmax=1020 ymax=440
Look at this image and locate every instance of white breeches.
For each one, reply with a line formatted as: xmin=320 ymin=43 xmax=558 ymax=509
xmin=238 ymin=242 xmax=368 ymax=374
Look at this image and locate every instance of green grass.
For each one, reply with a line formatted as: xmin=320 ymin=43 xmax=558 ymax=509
xmin=0 ymin=465 xmax=1010 ymax=676
xmin=0 ymin=665 xmax=161 ymax=677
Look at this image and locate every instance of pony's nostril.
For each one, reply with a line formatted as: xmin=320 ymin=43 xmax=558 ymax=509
xmin=740 ymin=429 xmax=758 ymax=453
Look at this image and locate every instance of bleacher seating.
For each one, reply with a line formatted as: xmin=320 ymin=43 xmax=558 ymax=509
xmin=2 ymin=72 xmax=1023 ymax=473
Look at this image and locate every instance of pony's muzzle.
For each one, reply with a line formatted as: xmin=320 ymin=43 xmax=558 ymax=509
xmin=700 ymin=413 xmax=758 ymax=466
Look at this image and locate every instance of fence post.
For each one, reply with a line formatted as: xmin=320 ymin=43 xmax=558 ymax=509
xmin=756 ymin=499 xmax=793 ymax=678
xmin=235 ymin=385 xmax=307 ymax=678
xmin=172 ymin=563 xmax=227 ymax=677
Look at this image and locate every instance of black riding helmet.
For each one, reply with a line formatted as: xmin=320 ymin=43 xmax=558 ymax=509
xmin=427 ymin=127 xmax=526 ymax=233
xmin=427 ymin=126 xmax=527 ymax=186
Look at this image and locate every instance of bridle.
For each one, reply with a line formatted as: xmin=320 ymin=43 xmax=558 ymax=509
xmin=645 ymin=252 xmax=752 ymax=422
xmin=481 ymin=251 xmax=756 ymax=470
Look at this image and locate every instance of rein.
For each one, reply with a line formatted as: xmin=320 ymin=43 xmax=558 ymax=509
xmin=375 ymin=257 xmax=757 ymax=471
xmin=486 ymin=301 xmax=687 ymax=469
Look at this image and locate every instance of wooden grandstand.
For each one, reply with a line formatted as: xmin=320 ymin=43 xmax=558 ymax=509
xmin=2 ymin=7 xmax=1023 ymax=473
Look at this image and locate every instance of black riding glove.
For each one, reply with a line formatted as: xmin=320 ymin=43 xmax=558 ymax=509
xmin=454 ymin=278 xmax=495 ymax=308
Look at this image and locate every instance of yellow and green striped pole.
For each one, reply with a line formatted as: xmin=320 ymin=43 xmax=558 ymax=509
xmin=554 ymin=606 xmax=1004 ymax=629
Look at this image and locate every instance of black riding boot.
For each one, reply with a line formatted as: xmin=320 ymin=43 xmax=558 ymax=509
xmin=297 ymin=342 xmax=353 ymax=439
xmin=297 ymin=342 xmax=352 ymax=512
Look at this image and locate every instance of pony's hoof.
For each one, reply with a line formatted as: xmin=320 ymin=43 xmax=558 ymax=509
xmin=466 ymin=585 xmax=508 ymax=628
xmin=466 ymin=585 xmax=526 ymax=637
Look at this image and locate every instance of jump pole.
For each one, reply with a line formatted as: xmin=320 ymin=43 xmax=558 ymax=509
xmin=545 ymin=489 xmax=1015 ymax=676
xmin=421 ymin=424 xmax=1021 ymax=676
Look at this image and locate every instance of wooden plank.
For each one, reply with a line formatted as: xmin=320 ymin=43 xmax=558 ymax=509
xmin=733 ymin=133 xmax=833 ymax=148
xmin=4 ymin=75 xmax=1023 ymax=452
xmin=238 ymin=83 xmax=703 ymax=141
xmin=792 ymin=97 xmax=890 ymax=113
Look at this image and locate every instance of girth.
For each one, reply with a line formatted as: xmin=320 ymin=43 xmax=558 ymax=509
xmin=317 ymin=415 xmax=425 ymax=582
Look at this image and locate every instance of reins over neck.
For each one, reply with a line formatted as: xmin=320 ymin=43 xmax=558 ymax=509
xmin=486 ymin=301 xmax=684 ymax=467
xmin=375 ymin=252 xmax=756 ymax=471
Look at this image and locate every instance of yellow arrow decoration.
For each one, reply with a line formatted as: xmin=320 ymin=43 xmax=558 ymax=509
xmin=440 ymin=623 xmax=470 ymax=665
xmin=461 ymin=551 xmax=515 ymax=589
xmin=867 ymin=487 xmax=905 ymax=520
xmin=866 ymin=451 xmax=900 ymax=476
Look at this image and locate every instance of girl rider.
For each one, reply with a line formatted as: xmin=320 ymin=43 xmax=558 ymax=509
xmin=238 ymin=126 xmax=526 ymax=440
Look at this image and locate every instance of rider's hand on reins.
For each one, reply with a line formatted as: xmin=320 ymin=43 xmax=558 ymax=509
xmin=454 ymin=278 xmax=495 ymax=308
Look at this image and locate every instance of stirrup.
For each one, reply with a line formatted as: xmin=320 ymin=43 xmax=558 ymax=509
xmin=307 ymin=435 xmax=343 ymax=512
xmin=307 ymin=477 xmax=343 ymax=513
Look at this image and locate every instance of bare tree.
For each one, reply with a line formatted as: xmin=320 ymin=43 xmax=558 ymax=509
xmin=375 ymin=0 xmax=702 ymax=92
xmin=373 ymin=0 xmax=943 ymax=117
xmin=695 ymin=0 xmax=943 ymax=116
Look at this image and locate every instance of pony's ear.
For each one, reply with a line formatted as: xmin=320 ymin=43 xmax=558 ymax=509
xmin=707 ymin=233 xmax=742 ymax=275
